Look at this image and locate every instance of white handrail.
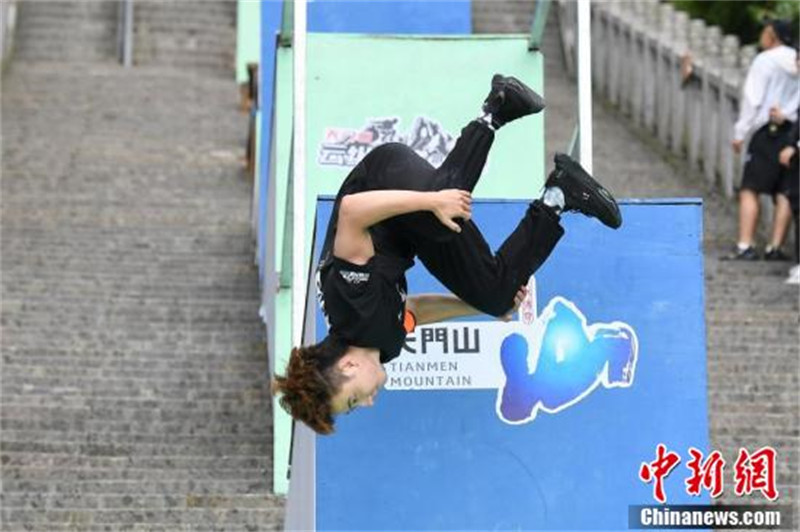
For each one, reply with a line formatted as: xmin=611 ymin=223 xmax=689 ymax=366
xmin=577 ymin=0 xmax=593 ymax=174
xmin=292 ymin=0 xmax=308 ymax=349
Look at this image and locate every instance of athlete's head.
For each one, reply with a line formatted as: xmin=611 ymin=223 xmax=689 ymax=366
xmin=273 ymin=335 xmax=387 ymax=434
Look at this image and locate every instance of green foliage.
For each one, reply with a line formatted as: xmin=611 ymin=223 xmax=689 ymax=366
xmin=671 ymin=0 xmax=799 ymax=46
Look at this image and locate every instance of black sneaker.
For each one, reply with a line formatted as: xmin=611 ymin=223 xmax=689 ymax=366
xmin=764 ymin=248 xmax=791 ymax=261
xmin=482 ymin=74 xmax=545 ymax=129
xmin=722 ymin=245 xmax=759 ymax=261
xmin=546 ymin=153 xmax=622 ymax=229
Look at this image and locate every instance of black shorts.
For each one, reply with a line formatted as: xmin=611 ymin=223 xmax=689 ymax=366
xmin=741 ymin=122 xmax=794 ymax=197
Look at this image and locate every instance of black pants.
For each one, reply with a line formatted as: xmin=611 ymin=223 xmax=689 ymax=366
xmin=359 ymin=120 xmax=564 ymax=317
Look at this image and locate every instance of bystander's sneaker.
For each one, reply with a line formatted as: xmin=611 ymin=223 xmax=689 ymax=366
xmin=722 ymin=245 xmax=759 ymax=261
xmin=786 ymin=264 xmax=800 ymax=285
xmin=764 ymin=247 xmax=791 ymax=261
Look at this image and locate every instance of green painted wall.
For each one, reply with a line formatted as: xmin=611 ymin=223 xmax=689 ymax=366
xmin=271 ymin=45 xmax=294 ymax=495
xmin=274 ymin=46 xmax=293 ymax=277
xmin=236 ymin=0 xmax=261 ymax=84
xmin=270 ymin=33 xmax=546 ymax=495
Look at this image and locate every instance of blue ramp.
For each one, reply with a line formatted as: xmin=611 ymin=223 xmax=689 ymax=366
xmin=287 ymin=198 xmax=709 ymax=531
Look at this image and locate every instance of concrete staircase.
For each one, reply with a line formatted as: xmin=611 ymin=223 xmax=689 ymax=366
xmin=1 ymin=0 xmax=285 ymax=527
xmin=472 ymin=0 xmax=535 ymax=33
xmin=11 ymin=0 xmax=236 ymax=76
xmin=133 ymin=0 xmax=236 ymax=76
xmin=14 ymin=1 xmax=119 ymax=63
xmin=1 ymin=59 xmax=285 ymax=530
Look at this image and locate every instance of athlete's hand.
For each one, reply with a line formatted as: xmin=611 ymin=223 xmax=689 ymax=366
xmin=732 ymin=139 xmax=743 ymax=154
xmin=431 ymin=189 xmax=472 ymax=233
xmin=499 ymin=285 xmax=528 ymax=322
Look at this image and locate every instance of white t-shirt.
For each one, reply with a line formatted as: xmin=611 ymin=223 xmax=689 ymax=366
xmin=734 ymin=45 xmax=800 ymax=141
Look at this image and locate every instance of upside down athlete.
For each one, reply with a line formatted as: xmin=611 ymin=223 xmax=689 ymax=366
xmin=274 ymin=75 xmax=622 ymax=434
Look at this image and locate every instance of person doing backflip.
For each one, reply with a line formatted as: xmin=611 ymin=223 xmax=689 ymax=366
xmin=274 ymin=74 xmax=623 ymax=434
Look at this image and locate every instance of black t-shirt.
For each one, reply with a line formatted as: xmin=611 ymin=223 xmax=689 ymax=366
xmin=317 ymin=164 xmax=415 ymax=364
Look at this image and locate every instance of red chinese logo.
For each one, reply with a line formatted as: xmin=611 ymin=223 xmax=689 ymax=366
xmin=639 ymin=444 xmax=780 ymax=503
xmin=639 ymin=443 xmax=682 ymax=504
xmin=733 ymin=446 xmax=779 ymax=501
xmin=685 ymin=447 xmax=725 ymax=498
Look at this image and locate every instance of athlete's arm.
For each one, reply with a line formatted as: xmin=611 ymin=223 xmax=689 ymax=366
xmin=407 ymin=286 xmax=528 ymax=325
xmin=405 ymin=294 xmax=480 ymax=325
xmin=334 ymin=189 xmax=471 ymax=265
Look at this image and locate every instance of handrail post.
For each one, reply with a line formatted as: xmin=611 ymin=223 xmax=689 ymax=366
xmin=576 ymin=0 xmax=593 ymax=173
xmin=528 ymin=0 xmax=551 ymax=51
xmin=118 ymin=0 xmax=133 ymax=67
xmin=280 ymin=0 xmax=294 ymax=48
xmin=292 ymin=0 xmax=308 ymax=349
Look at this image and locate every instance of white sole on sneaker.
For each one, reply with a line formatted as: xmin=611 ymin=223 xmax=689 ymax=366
xmin=786 ymin=265 xmax=800 ymax=285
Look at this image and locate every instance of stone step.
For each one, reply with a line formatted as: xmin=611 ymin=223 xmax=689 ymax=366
xmin=14 ymin=28 xmax=117 ymax=45
xmin=15 ymin=1 xmax=119 ymax=62
xmin=1 ymin=181 xmax=250 ymax=198
xmin=1 ymin=334 xmax=265 ymax=355
xmin=0 ymin=237 xmax=255 ymax=256
xmin=0 ymin=257 xmax=258 ymax=271
xmin=2 ymin=348 xmax=266 ymax=363
xmin=0 ymin=259 xmax=257 ymax=276
xmin=2 ymin=275 xmax=259 ymax=291
xmin=1 ymin=407 xmax=268 ymax=432
xmin=131 ymin=0 xmax=235 ymax=74
xmin=706 ymin=360 xmax=799 ymax=373
xmin=133 ymin=56 xmax=235 ymax=76
xmin=0 ymin=365 xmax=268 ymax=387
xmin=1 ymin=212 xmax=249 ymax=228
xmin=1 ymin=288 xmax=259 ymax=304
xmin=472 ymin=0 xmax=535 ymax=33
xmin=1 ymin=451 xmax=269 ymax=473
xmin=1 ymin=361 xmax=266 ymax=380
xmin=0 ymin=268 xmax=259 ymax=284
xmin=134 ymin=44 xmax=236 ymax=62
xmin=1 ymin=317 xmax=262 ymax=331
xmin=1 ymin=508 xmax=283 ymax=531
xmin=13 ymin=46 xmax=118 ymax=63
xmin=706 ymin=345 xmax=797 ymax=358
xmin=1 ymin=428 xmax=268 ymax=448
xmin=17 ymin=1 xmax=118 ymax=16
xmin=133 ymin=1 xmax=235 ymax=17
xmin=1 ymin=478 xmax=271 ymax=497
xmin=134 ymin=19 xmax=235 ymax=37
xmin=1 ymin=491 xmax=282 ymax=512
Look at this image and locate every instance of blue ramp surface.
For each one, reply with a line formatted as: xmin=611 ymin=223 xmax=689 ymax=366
xmin=311 ymin=198 xmax=709 ymax=531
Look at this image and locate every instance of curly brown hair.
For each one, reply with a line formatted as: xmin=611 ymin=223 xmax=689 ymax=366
xmin=272 ymin=335 xmax=350 ymax=435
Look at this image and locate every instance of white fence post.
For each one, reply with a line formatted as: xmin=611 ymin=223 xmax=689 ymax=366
xmin=656 ymin=3 xmax=674 ymax=148
xmin=719 ymin=35 xmax=740 ymax=197
xmin=669 ymin=11 xmax=689 ymax=156
xmin=686 ymin=18 xmax=706 ymax=171
xmin=702 ymin=25 xmax=723 ymax=185
xmin=642 ymin=1 xmax=659 ymax=132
